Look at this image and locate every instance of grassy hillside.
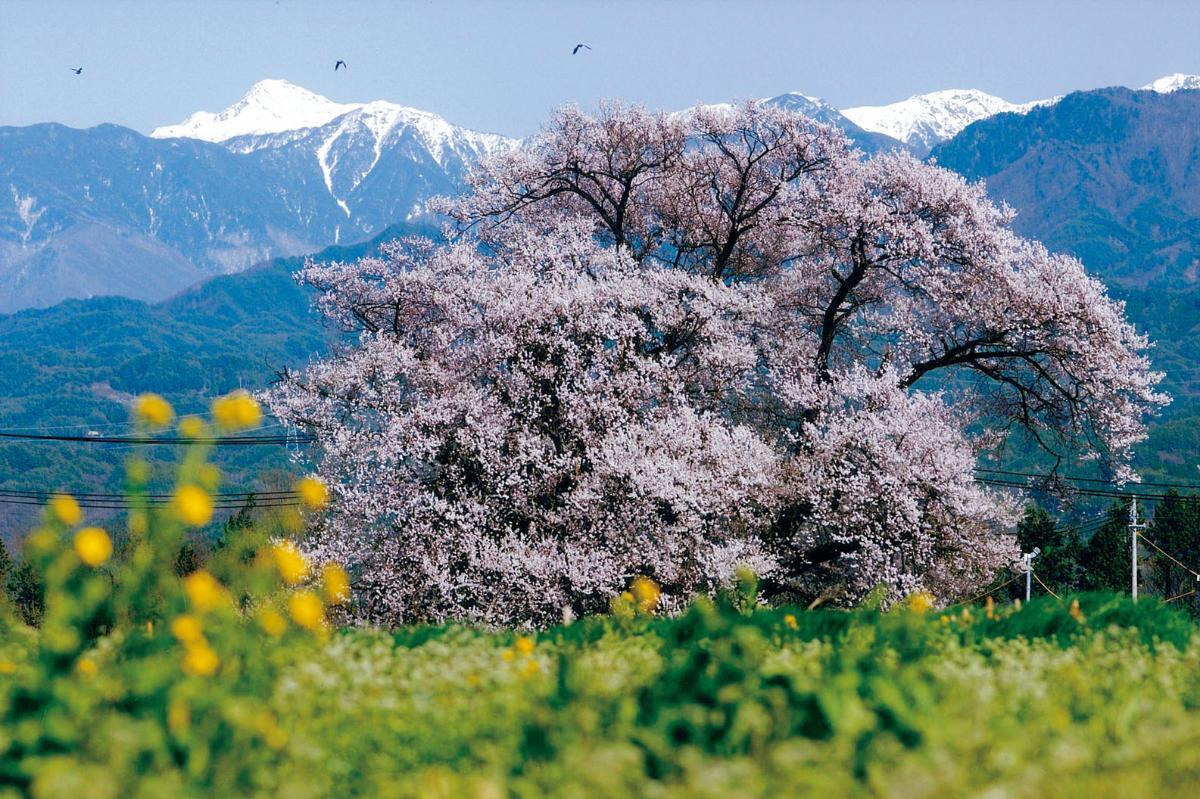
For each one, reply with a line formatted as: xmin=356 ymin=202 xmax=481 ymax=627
xmin=0 ymin=224 xmax=434 ymax=534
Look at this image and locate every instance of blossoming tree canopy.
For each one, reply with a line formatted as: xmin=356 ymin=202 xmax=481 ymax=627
xmin=269 ymin=101 xmax=1167 ymax=625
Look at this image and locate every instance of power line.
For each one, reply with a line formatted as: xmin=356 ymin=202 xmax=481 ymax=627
xmin=0 ymin=496 xmax=300 ymax=509
xmin=0 ymin=482 xmax=295 ymax=494
xmin=975 ymin=467 xmax=1200 ymax=492
xmin=0 ymin=431 xmax=314 ymax=446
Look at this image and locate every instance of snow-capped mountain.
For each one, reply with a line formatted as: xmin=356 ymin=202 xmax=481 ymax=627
xmin=150 ymin=79 xmax=360 ymax=142
xmin=841 ymin=89 xmax=1055 ymax=154
xmin=1142 ymin=73 xmax=1200 ymax=93
xmin=0 ymin=81 xmax=515 ymax=312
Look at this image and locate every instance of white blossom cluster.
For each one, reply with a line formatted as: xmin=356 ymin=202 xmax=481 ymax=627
xmin=268 ymin=102 xmax=1166 ymax=625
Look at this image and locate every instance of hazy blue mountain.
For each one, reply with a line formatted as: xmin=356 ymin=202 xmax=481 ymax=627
xmin=760 ymin=92 xmax=908 ymax=153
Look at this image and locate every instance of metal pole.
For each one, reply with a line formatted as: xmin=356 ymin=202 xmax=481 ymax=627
xmin=1020 ymin=549 xmax=1039 ymax=602
xmin=1130 ymin=498 xmax=1139 ymax=603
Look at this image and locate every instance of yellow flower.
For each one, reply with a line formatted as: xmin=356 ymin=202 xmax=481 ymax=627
xmin=174 ymin=485 xmax=213 ymax=527
xmin=288 ymin=591 xmax=325 ymax=631
xmin=296 ymin=476 xmax=329 ymax=510
xmin=181 ymin=644 xmax=220 ymax=677
xmin=514 ymin=636 xmax=534 ymax=655
xmin=75 ymin=657 xmax=97 ymax=676
xmin=1069 ymin=598 xmax=1086 ymax=623
xmin=211 ymin=390 xmax=262 ymax=431
xmin=177 ymin=415 xmax=206 ymax=439
xmin=272 ymin=542 xmax=308 ymax=585
xmin=940 ymin=615 xmax=952 ymax=625
xmin=961 ymin=607 xmax=972 ymax=622
xmin=73 ymin=527 xmax=112 ymax=567
xmin=322 ymin=562 xmax=351 ymax=604
xmin=49 ymin=493 xmax=82 ymax=526
xmin=168 ymin=700 xmax=190 ymax=734
xmin=784 ymin=613 xmax=799 ymax=631
xmin=183 ymin=571 xmax=226 ymax=612
xmin=630 ymin=576 xmax=661 ymax=613
xmin=501 ymin=649 xmax=515 ymax=662
xmin=0 ymin=661 xmax=16 ymax=674
xmin=170 ymin=614 xmax=204 ymax=645
xmin=258 ymin=608 xmax=287 ymax=637
xmin=906 ymin=591 xmax=935 ymax=614
xmin=985 ymin=595 xmax=996 ymax=620
xmin=521 ymin=659 xmax=540 ymax=678
xmin=134 ymin=393 xmax=174 ymax=429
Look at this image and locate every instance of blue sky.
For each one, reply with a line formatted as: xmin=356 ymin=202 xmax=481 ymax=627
xmin=3 ymin=0 xmax=1199 ymax=137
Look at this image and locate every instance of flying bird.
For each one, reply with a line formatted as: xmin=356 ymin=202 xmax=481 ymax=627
xmin=71 ymin=67 xmax=83 ymax=75
xmin=572 ymin=44 xmax=591 ymax=55
xmin=335 ymin=60 xmax=347 ymax=71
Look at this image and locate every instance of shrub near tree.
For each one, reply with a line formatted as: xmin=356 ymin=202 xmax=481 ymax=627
xmin=269 ymin=102 xmax=1166 ymax=626
xmin=1007 ymin=505 xmax=1086 ymax=599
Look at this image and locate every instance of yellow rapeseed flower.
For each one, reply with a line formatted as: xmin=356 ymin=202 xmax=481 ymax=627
xmin=73 ymin=527 xmax=112 ymax=567
xmin=170 ymin=614 xmax=204 ymax=645
xmin=183 ymin=571 xmax=226 ymax=612
xmin=288 ymin=591 xmax=325 ymax=631
xmin=514 ymin=636 xmax=535 ymax=655
xmin=0 ymin=662 xmax=16 ymax=675
xmin=134 ymin=393 xmax=174 ymax=429
xmin=212 ymin=390 xmax=262 ymax=431
xmin=985 ymin=595 xmax=996 ymax=620
xmin=168 ymin=700 xmax=190 ymax=734
xmin=907 ymin=591 xmax=935 ymax=614
xmin=630 ymin=576 xmax=661 ymax=614
xmin=177 ymin=415 xmax=206 ymax=439
xmin=49 ymin=493 xmax=82 ymax=526
xmin=75 ymin=657 xmax=97 ymax=677
xmin=1069 ymin=598 xmax=1086 ymax=623
xmin=322 ymin=562 xmax=351 ymax=604
xmin=521 ymin=659 xmax=540 ymax=678
xmin=784 ymin=613 xmax=799 ymax=631
xmin=272 ymin=542 xmax=308 ymax=585
xmin=258 ymin=608 xmax=287 ymax=637
xmin=174 ymin=485 xmax=213 ymax=527
xmin=296 ymin=476 xmax=329 ymax=510
xmin=181 ymin=644 xmax=220 ymax=677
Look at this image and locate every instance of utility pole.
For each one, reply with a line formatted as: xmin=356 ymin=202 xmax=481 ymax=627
xmin=1021 ymin=548 xmax=1040 ymax=602
xmin=1130 ymin=498 xmax=1147 ymax=603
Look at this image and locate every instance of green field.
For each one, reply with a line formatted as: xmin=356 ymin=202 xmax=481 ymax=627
xmin=5 ymin=589 xmax=1200 ymax=797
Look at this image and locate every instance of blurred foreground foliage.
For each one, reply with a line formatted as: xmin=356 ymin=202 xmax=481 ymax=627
xmin=0 ymin=405 xmax=1198 ymax=796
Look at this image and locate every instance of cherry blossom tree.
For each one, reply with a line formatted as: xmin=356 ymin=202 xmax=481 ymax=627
xmin=269 ymin=101 xmax=1166 ymax=624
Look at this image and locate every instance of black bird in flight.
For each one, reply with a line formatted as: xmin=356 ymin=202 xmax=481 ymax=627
xmin=572 ymin=44 xmax=591 ymax=55
xmin=335 ymin=60 xmax=347 ymax=71
xmin=71 ymin=67 xmax=83 ymax=75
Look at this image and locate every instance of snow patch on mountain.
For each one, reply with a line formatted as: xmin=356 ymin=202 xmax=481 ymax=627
xmin=841 ymin=89 xmax=1041 ymax=151
xmin=150 ymin=79 xmax=359 ymax=142
xmin=1142 ymin=73 xmax=1200 ymax=93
